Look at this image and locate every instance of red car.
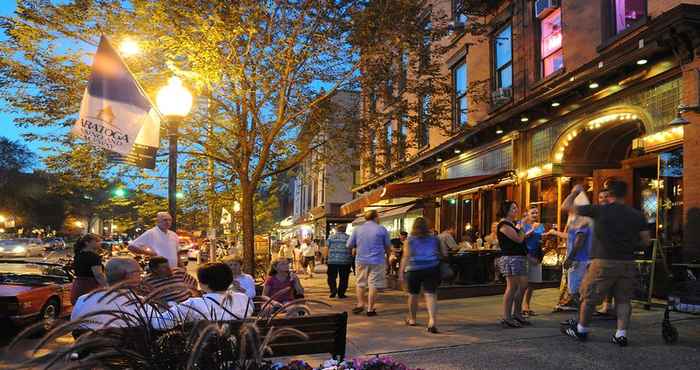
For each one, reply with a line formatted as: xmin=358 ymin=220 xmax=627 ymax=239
xmin=0 ymin=259 xmax=74 ymax=329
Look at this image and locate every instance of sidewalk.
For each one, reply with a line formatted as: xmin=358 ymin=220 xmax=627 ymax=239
xmin=291 ymin=265 xmax=700 ymax=369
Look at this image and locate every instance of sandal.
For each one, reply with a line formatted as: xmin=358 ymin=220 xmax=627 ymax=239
xmin=500 ymin=319 xmax=522 ymax=328
xmin=427 ymin=326 xmax=439 ymax=334
xmin=522 ymin=310 xmax=537 ymax=317
xmin=351 ymin=306 xmax=364 ymax=315
xmin=404 ymin=318 xmax=417 ymax=326
xmin=513 ymin=316 xmax=532 ymax=326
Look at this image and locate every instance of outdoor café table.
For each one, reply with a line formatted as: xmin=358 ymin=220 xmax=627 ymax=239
xmin=447 ymin=249 xmax=500 ymax=284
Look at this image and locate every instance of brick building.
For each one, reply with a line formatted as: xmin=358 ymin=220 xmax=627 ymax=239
xmin=342 ymin=0 xmax=700 ymax=287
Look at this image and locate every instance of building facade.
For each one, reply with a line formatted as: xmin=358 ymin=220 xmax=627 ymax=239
xmin=281 ymin=90 xmax=361 ymax=243
xmin=343 ymin=0 xmax=700 ymax=269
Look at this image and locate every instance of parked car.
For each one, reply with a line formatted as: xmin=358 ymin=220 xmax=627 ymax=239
xmin=0 ymin=239 xmax=45 ymax=258
xmin=43 ymin=238 xmax=66 ymax=251
xmin=0 ymin=259 xmax=74 ymax=330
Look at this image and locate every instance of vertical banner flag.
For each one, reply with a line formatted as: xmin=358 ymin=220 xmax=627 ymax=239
xmin=72 ymin=35 xmax=160 ymax=165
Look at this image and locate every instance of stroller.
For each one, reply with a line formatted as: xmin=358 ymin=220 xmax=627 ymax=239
xmin=662 ymin=266 xmax=700 ymax=344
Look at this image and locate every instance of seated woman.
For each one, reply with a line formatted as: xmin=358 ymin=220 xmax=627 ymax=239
xmin=154 ymin=263 xmax=253 ymax=329
xmin=262 ymin=258 xmax=304 ymax=305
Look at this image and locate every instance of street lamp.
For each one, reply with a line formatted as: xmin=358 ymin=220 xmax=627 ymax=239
xmin=119 ymin=38 xmax=140 ymax=57
xmin=157 ymin=76 xmax=193 ymax=231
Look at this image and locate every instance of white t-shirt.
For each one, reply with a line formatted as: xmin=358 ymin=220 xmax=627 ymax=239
xmin=130 ymin=226 xmax=179 ymax=267
xmin=300 ymin=242 xmax=315 ymax=257
xmin=229 ymin=273 xmax=256 ymax=299
xmin=71 ymin=291 xmax=155 ymax=330
xmin=154 ymin=292 xmax=253 ymax=329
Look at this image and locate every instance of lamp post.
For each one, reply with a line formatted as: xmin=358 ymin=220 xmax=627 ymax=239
xmin=156 ymin=77 xmax=193 ymax=231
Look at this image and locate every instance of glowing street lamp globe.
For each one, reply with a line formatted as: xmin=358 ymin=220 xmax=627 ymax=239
xmin=156 ymin=77 xmax=193 ymax=117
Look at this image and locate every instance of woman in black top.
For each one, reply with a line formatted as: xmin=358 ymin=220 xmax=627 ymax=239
xmin=70 ymin=234 xmax=107 ymax=304
xmin=496 ymin=200 xmax=530 ymax=328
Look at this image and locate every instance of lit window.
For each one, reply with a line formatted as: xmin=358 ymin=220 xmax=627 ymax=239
xmin=452 ymin=0 xmax=468 ymax=25
xmin=612 ymin=0 xmax=646 ymax=34
xmin=540 ymin=9 xmax=563 ymax=77
xmin=385 ymin=121 xmax=393 ymax=169
xmin=452 ymin=59 xmax=468 ymax=127
xmin=494 ymin=25 xmax=512 ymax=89
xmin=418 ymin=95 xmax=430 ymax=147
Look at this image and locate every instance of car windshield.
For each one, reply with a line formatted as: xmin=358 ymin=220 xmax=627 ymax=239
xmin=0 ymin=262 xmax=69 ymax=278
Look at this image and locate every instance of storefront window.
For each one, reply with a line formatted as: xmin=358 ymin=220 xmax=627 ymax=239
xmin=658 ymin=149 xmax=683 ymax=246
xmin=529 ymin=177 xmax=558 ymax=226
xmin=441 ymin=197 xmax=458 ymax=232
xmin=458 ymin=196 xmax=475 ymax=242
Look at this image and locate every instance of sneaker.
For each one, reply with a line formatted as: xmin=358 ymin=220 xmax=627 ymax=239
xmin=366 ymin=310 xmax=378 ymax=317
xmin=560 ymin=318 xmax=577 ymax=326
xmin=561 ymin=321 xmax=588 ymax=341
xmin=611 ymin=335 xmax=628 ymax=347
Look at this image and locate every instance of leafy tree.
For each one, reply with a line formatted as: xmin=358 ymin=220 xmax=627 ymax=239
xmin=0 ymin=137 xmax=34 ymax=173
xmin=0 ymin=0 xmax=490 ymax=273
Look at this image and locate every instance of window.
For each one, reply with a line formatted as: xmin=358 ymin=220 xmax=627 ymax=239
xmin=610 ymin=0 xmax=646 ymax=35
xmin=418 ymin=95 xmax=430 ymax=147
xmin=452 ymin=59 xmax=468 ymax=127
xmin=368 ymin=130 xmax=377 ymax=175
xmin=399 ymin=49 xmax=408 ymax=93
xmin=540 ymin=9 xmax=563 ymax=78
xmin=420 ymin=20 xmax=432 ymax=71
xmin=452 ymin=0 xmax=468 ymax=25
xmin=397 ymin=114 xmax=408 ymax=161
xmin=368 ymin=89 xmax=377 ymax=113
xmin=493 ymin=24 xmax=512 ymax=90
xmin=385 ymin=121 xmax=393 ymax=169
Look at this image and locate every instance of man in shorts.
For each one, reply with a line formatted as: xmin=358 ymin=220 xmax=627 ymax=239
xmin=561 ymin=181 xmax=650 ymax=346
xmin=347 ymin=209 xmax=391 ymax=316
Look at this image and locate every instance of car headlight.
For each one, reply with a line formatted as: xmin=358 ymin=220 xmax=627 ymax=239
xmin=13 ymin=246 xmax=26 ymax=253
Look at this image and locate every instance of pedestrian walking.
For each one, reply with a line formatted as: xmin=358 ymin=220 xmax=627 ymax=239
xmin=347 ymin=209 xmax=391 ymax=317
xmin=496 ymin=200 xmax=530 ymax=328
xmin=70 ymin=233 xmax=107 ymax=304
xmin=326 ymin=224 xmax=352 ymax=298
xmin=561 ymin=181 xmax=650 ymax=346
xmin=129 ymin=212 xmax=180 ymax=268
xmin=520 ymin=207 xmax=544 ymax=317
xmin=398 ymin=217 xmax=447 ymax=333
xmin=300 ymin=238 xmax=316 ymax=278
xmin=278 ymin=242 xmax=295 ymax=266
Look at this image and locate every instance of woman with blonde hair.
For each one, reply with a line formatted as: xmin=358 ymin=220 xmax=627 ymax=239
xmin=398 ymin=217 xmax=447 ymax=333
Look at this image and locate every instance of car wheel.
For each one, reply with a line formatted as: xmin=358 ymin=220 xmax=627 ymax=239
xmin=39 ymin=299 xmax=60 ymax=332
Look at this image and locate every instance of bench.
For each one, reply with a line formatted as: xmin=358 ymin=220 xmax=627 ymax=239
xmin=73 ymin=312 xmax=348 ymax=361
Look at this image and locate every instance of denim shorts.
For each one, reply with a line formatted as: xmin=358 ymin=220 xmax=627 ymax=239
xmin=567 ymin=260 xmax=590 ymax=294
xmin=497 ymin=256 xmax=528 ymax=277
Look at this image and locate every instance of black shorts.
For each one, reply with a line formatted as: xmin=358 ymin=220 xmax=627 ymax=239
xmin=405 ymin=266 xmax=440 ymax=295
xmin=302 ymin=256 xmax=315 ymax=268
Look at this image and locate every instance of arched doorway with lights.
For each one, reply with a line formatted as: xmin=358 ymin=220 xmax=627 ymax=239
xmin=537 ymin=106 xmax=685 ymax=297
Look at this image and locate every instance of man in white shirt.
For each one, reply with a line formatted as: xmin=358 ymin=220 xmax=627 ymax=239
xmin=154 ymin=263 xmax=253 ymax=329
xmin=71 ymin=258 xmax=153 ymax=330
xmin=222 ymin=256 xmax=256 ymax=299
xmin=129 ymin=212 xmax=180 ymax=268
xmin=300 ymin=238 xmax=316 ymax=278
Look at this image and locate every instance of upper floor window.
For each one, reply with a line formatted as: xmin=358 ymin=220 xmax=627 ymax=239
xmin=418 ymin=95 xmax=431 ymax=148
xmin=452 ymin=59 xmax=468 ymax=127
xmin=611 ymin=0 xmax=646 ymax=34
xmin=494 ymin=24 xmax=512 ymax=90
xmin=369 ymin=130 xmax=377 ymax=175
xmin=420 ymin=20 xmax=432 ymax=71
xmin=397 ymin=114 xmax=408 ymax=161
xmin=540 ymin=9 xmax=563 ymax=78
xmin=452 ymin=0 xmax=468 ymax=25
xmin=385 ymin=121 xmax=393 ymax=169
xmin=399 ymin=49 xmax=408 ymax=93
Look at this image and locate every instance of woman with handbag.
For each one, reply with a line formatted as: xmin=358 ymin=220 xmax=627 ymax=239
xmin=398 ymin=217 xmax=448 ymax=334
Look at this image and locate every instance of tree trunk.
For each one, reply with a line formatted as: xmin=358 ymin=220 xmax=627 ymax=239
xmin=240 ymin=180 xmax=256 ymax=276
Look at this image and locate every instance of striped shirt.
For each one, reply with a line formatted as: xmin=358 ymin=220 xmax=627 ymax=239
xmin=140 ymin=268 xmax=198 ymax=304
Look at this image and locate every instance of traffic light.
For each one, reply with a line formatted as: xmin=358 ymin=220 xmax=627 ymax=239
xmin=176 ymin=192 xmax=184 ymax=199
xmin=113 ymin=188 xmax=126 ymax=197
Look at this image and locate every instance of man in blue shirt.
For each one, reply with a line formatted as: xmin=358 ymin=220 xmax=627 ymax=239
xmin=347 ymin=210 xmax=391 ymax=316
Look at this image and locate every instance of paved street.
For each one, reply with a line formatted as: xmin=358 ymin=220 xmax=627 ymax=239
xmin=2 ymin=263 xmax=700 ymax=369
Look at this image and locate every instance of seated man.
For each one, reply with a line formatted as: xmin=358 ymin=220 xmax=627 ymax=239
xmin=222 ymin=256 xmax=256 ymax=299
xmin=155 ymin=263 xmax=253 ymax=329
xmin=71 ymin=257 xmax=153 ymax=330
xmin=140 ymin=256 xmax=199 ymax=305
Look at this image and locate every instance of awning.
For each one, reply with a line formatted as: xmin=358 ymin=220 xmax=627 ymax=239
xmin=350 ymin=203 xmax=420 ymax=226
xmin=341 ymin=171 xmax=513 ymax=216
